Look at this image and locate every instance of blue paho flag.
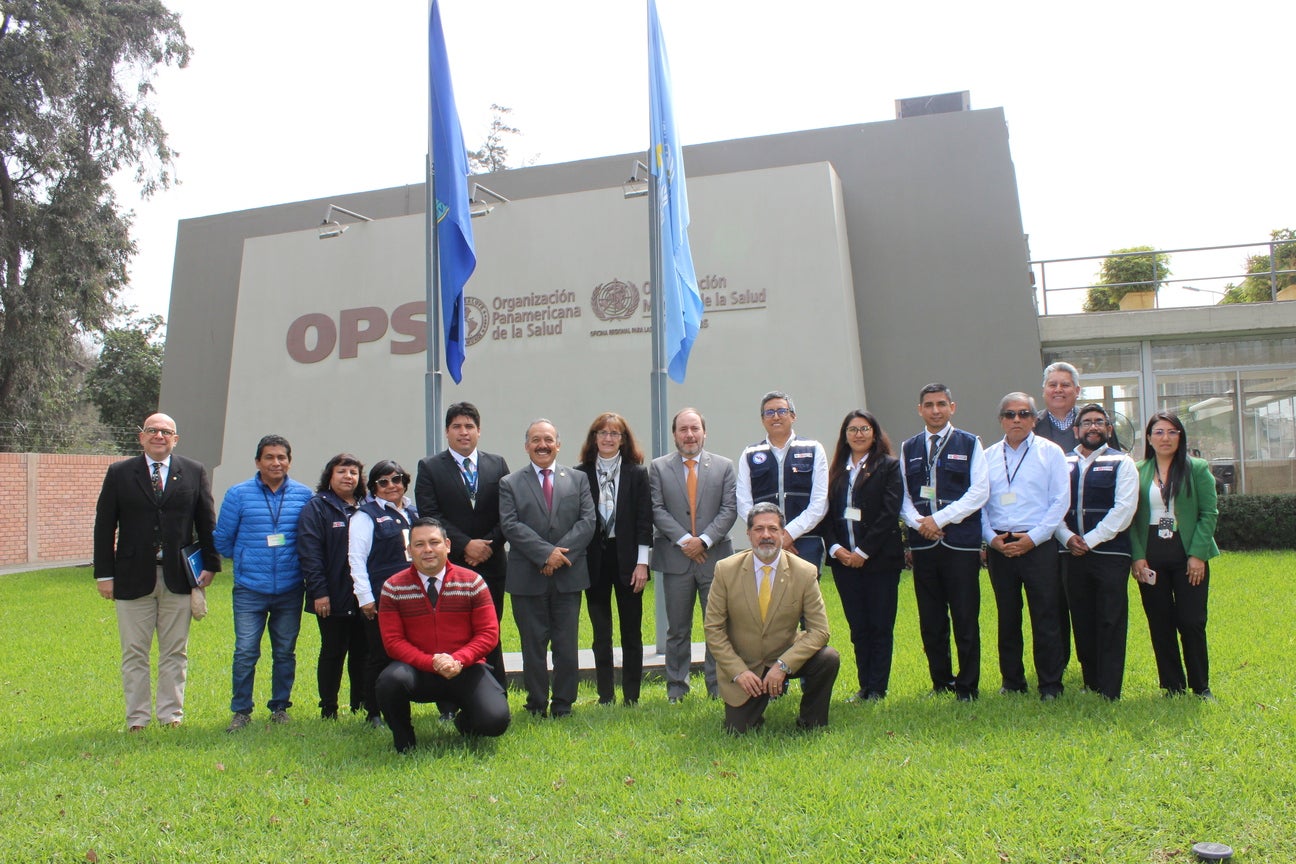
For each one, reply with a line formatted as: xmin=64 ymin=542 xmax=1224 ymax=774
xmin=429 ymin=0 xmax=476 ymax=383
xmin=648 ymin=0 xmax=703 ymax=383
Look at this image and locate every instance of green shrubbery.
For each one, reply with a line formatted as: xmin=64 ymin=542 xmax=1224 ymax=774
xmin=1216 ymin=493 xmax=1296 ymax=550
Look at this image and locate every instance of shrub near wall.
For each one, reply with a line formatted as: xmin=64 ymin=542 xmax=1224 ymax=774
xmin=1215 ymin=493 xmax=1296 ymax=550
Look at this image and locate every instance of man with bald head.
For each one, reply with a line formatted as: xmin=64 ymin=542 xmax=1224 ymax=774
xmin=94 ymin=413 xmax=220 ymax=730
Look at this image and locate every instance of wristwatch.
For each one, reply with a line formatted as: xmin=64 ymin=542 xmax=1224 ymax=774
xmin=776 ymin=659 xmax=789 ymax=674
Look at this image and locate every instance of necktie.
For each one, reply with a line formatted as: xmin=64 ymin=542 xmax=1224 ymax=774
xmin=684 ymin=458 xmax=698 ymax=535
xmin=461 ymin=457 xmax=477 ymax=507
xmin=542 ymin=468 xmax=553 ymax=510
xmin=427 ymin=576 xmax=439 ymax=607
xmin=928 ymin=434 xmax=941 ymax=464
xmin=758 ymin=565 xmax=772 ymax=621
xmin=151 ymin=461 xmax=164 ymax=502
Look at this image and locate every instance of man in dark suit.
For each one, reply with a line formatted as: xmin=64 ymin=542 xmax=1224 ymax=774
xmin=93 ymin=413 xmax=220 ymax=730
xmin=415 ymin=401 xmax=510 ymax=689
xmin=499 ymin=419 xmax=596 ymax=717
xmin=649 ymin=407 xmax=737 ymax=702
xmin=704 ymin=503 xmax=839 ymax=733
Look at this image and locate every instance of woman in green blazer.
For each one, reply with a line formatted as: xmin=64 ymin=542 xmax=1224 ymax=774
xmin=1130 ymin=412 xmax=1220 ymax=698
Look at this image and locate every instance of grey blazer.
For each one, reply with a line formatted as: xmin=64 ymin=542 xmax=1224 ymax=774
xmin=500 ymin=462 xmax=596 ymax=595
xmin=649 ymin=449 xmax=738 ymax=576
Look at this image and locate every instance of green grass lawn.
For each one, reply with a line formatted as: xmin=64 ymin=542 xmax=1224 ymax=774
xmin=3 ymin=552 xmax=1293 ymax=862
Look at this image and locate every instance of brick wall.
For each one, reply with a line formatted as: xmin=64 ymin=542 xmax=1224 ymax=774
xmin=0 ymin=453 xmax=119 ymax=568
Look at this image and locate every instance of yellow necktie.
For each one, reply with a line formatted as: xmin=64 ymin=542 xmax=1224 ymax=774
xmin=685 ymin=458 xmax=698 ymax=535
xmin=758 ymin=565 xmax=772 ymax=621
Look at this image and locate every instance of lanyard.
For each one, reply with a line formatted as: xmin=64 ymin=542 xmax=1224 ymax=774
xmin=1002 ymin=440 xmax=1032 ymax=488
xmin=924 ymin=433 xmax=951 ymax=484
xmin=261 ymin=484 xmax=286 ymax=531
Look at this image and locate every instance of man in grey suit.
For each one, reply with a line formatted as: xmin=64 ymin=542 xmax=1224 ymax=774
xmin=649 ymin=408 xmax=738 ymax=702
xmin=499 ymin=419 xmax=596 ymax=717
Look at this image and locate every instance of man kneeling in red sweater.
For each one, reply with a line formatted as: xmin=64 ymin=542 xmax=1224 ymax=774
xmin=377 ymin=517 xmax=510 ymax=752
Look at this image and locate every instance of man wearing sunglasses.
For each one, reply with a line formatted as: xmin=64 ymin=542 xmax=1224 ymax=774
xmin=736 ymin=391 xmax=829 ymax=571
xmin=982 ymin=393 xmax=1070 ymax=701
xmin=93 ymin=413 xmax=220 ymax=731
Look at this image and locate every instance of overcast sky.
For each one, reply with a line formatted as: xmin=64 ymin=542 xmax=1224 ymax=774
xmin=117 ymin=0 xmax=1295 ymax=319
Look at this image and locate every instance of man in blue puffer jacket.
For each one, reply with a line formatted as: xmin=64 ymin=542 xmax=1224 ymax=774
xmin=215 ymin=434 xmax=314 ymax=732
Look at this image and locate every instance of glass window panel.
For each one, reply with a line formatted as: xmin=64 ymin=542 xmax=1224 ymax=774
xmin=1239 ymin=369 xmax=1296 ymax=494
xmin=1152 ymin=336 xmax=1296 ymax=371
xmin=1153 ymin=372 xmax=1238 ymax=492
xmin=1043 ymin=344 xmax=1141 ymax=376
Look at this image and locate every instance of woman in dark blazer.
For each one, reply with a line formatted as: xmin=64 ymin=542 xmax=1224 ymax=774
xmin=1130 ymin=411 xmax=1220 ymax=698
xmin=296 ymin=452 xmax=366 ymax=719
xmin=577 ymin=412 xmax=653 ymax=705
xmin=821 ymin=409 xmax=906 ymax=701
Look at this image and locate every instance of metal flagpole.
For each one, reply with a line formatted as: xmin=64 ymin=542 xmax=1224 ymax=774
xmin=424 ymin=4 xmax=444 ymax=458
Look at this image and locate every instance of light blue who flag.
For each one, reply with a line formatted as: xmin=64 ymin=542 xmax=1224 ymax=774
xmin=648 ymin=0 xmax=704 ymax=383
xmin=429 ymin=0 xmax=476 ymax=383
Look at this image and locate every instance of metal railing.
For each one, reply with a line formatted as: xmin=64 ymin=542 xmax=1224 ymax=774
xmin=1031 ymin=239 xmax=1296 ymax=316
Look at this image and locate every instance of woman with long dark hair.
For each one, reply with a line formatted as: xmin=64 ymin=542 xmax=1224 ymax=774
xmin=348 ymin=460 xmax=418 ymax=726
xmin=1130 ymin=412 xmax=1220 ymax=698
xmin=296 ymin=453 xmax=367 ymax=719
xmin=576 ymin=412 xmax=652 ymax=705
xmin=820 ymin=410 xmax=905 ymax=701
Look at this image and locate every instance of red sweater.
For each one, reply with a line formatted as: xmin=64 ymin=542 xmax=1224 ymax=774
xmin=378 ymin=562 xmax=499 ymax=672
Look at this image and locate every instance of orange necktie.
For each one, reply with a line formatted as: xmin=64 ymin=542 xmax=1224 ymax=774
xmin=758 ymin=565 xmax=772 ymax=621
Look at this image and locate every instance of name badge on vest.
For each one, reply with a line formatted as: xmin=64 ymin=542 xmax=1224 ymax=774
xmin=920 ymin=485 xmax=936 ymax=501
xmin=948 ymin=453 xmax=968 ymax=462
xmin=843 ymin=506 xmax=861 ymax=521
xmin=267 ymin=533 xmax=286 ymax=547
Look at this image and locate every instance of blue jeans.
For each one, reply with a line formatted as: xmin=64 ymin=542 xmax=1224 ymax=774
xmin=231 ymin=584 xmax=304 ymax=714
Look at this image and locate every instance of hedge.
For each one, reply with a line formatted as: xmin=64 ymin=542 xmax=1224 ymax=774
xmin=1215 ymin=493 xmax=1296 ymax=551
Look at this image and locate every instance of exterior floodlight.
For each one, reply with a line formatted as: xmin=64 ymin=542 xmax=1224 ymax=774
xmin=469 ymin=183 xmax=510 ymax=218
xmin=318 ymin=204 xmax=374 ymax=239
xmin=622 ymin=160 xmax=650 ymax=199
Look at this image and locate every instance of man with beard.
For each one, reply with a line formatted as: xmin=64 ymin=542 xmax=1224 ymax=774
xmin=1055 ymin=404 xmax=1138 ymax=700
xmin=704 ymin=503 xmax=839 ymax=733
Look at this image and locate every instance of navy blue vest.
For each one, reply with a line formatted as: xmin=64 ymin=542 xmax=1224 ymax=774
xmin=902 ymin=428 xmax=982 ymax=551
xmin=359 ymin=499 xmax=417 ymax=597
xmin=1063 ymin=451 xmax=1131 ymax=556
xmin=744 ymin=437 xmax=818 ymax=525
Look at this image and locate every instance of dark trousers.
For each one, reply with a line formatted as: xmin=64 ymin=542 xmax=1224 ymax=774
xmin=793 ymin=536 xmax=826 ymax=573
xmin=911 ymin=545 xmax=981 ymax=697
xmin=315 ymin=612 xmax=370 ymax=715
xmin=1138 ymin=531 xmax=1210 ymax=694
xmin=987 ymin=539 xmax=1065 ymax=696
xmin=511 ymin=584 xmax=582 ymax=715
xmin=1063 ymin=551 xmax=1130 ymax=699
xmin=585 ymin=538 xmax=643 ymax=704
xmin=361 ymin=613 xmax=392 ymax=720
xmin=723 ymin=646 xmax=840 ymax=733
xmin=829 ymin=561 xmax=901 ymax=697
xmin=376 ymin=661 xmax=510 ymax=752
xmin=481 ymin=575 xmax=508 ymax=690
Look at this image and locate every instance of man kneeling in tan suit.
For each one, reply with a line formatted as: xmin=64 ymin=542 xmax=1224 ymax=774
xmin=704 ymin=502 xmax=839 ymax=733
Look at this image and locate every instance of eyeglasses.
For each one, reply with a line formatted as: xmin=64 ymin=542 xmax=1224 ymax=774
xmin=846 ymin=425 xmax=872 ymax=436
xmin=1000 ymin=410 xmax=1034 ymax=420
xmin=140 ymin=427 xmax=177 ymax=438
xmin=375 ymin=476 xmax=407 ymax=488
xmin=762 ymin=407 xmax=791 ymax=418
xmin=1077 ymin=419 xmax=1108 ymax=429
xmin=1150 ymin=429 xmax=1182 ymax=438
xmin=596 ymin=430 xmax=623 ymax=439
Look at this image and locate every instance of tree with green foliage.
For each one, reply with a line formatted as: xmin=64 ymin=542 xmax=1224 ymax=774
xmin=1083 ymin=245 xmax=1171 ymax=312
xmin=1220 ymin=228 xmax=1296 ymax=304
xmin=0 ymin=1 xmax=190 ymax=444
xmin=86 ymin=312 xmax=165 ymax=453
xmin=468 ymin=104 xmax=531 ymax=174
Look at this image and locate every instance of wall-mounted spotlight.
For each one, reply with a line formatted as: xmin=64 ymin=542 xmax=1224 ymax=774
xmin=469 ymin=183 xmax=510 ymax=218
xmin=622 ymin=160 xmax=650 ymax=199
xmin=318 ymin=204 xmax=374 ymax=239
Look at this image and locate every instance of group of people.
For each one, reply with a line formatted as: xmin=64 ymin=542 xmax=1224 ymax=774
xmin=92 ymin=363 xmax=1220 ymax=749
